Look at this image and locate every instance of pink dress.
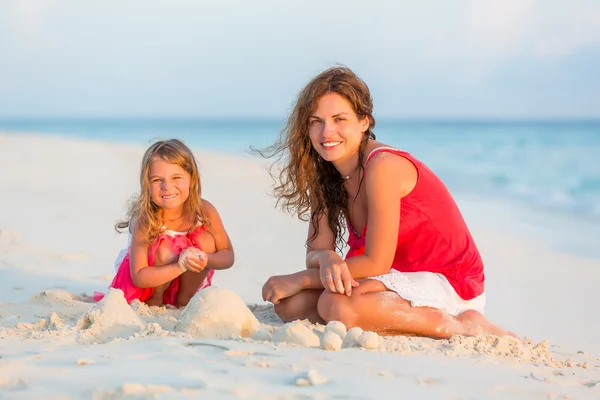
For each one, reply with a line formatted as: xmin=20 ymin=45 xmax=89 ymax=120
xmin=93 ymin=225 xmax=214 ymax=306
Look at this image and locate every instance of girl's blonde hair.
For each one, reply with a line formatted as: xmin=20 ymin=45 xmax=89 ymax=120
xmin=257 ymin=66 xmax=376 ymax=251
xmin=116 ymin=139 xmax=207 ymax=243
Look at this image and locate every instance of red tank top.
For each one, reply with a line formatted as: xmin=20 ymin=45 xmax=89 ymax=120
xmin=345 ymin=148 xmax=484 ymax=300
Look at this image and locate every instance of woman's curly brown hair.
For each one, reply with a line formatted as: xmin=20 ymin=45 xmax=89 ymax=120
xmin=256 ymin=66 xmax=376 ymax=252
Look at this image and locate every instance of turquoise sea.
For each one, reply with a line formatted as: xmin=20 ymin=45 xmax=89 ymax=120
xmin=2 ymin=118 xmax=599 ymax=257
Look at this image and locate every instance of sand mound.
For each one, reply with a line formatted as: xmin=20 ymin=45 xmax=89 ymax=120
xmin=295 ymin=370 xmax=328 ymax=386
xmin=320 ymin=331 xmax=343 ymax=350
xmin=273 ymin=321 xmax=320 ymax=347
xmin=76 ymin=288 xmax=144 ymax=343
xmin=29 ymin=289 xmax=77 ymax=305
xmin=174 ymin=287 xmax=259 ymax=339
xmin=342 ymin=326 xmax=364 ymax=348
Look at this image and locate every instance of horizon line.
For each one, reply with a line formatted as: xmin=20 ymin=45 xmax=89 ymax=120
xmin=0 ymin=116 xmax=599 ymax=124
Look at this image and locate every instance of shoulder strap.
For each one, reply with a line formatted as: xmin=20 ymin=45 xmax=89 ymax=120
xmin=365 ymin=146 xmax=402 ymax=167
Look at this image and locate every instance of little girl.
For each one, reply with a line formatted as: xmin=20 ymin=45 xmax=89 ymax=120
xmin=94 ymin=139 xmax=235 ymax=307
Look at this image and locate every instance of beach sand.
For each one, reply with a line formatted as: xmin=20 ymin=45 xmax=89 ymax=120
xmin=1 ymin=132 xmax=599 ymax=399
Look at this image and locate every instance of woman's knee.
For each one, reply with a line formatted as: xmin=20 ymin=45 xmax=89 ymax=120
xmin=273 ymin=301 xmax=296 ymax=323
xmin=317 ymin=291 xmax=359 ymax=327
xmin=273 ymin=290 xmax=320 ymax=323
xmin=317 ymin=281 xmax=386 ymax=326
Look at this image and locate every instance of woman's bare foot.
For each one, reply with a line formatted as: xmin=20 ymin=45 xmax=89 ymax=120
xmin=458 ymin=310 xmax=520 ymax=339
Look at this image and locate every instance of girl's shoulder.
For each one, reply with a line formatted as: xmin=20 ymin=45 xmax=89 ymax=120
xmin=128 ymin=216 xmax=144 ymax=234
xmin=198 ymin=198 xmax=224 ymax=226
xmin=200 ymin=197 xmax=216 ymax=210
xmin=200 ymin=198 xmax=220 ymax=217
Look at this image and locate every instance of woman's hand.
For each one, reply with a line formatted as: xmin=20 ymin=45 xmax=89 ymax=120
xmin=318 ymin=253 xmax=359 ymax=296
xmin=178 ymin=247 xmax=208 ymax=273
xmin=262 ymin=274 xmax=303 ymax=304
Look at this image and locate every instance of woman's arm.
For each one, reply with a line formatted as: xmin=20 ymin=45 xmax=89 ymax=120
xmin=303 ymin=206 xmax=358 ymax=295
xmin=262 ymin=268 xmax=324 ymax=304
xmin=203 ymin=199 xmax=235 ymax=270
xmin=129 ymin=220 xmax=184 ymax=288
xmin=344 ymin=153 xmax=417 ymax=278
xmin=305 ymin=208 xmax=338 ymax=268
xmin=268 ymin=153 xmax=416 ymax=301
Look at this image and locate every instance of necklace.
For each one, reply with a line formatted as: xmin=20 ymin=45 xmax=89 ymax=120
xmin=341 ymin=166 xmax=359 ymax=180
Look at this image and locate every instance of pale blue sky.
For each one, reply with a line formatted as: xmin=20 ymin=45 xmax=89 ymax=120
xmin=1 ymin=0 xmax=599 ymax=119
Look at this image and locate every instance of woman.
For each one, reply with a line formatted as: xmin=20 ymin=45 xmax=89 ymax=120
xmin=260 ymin=66 xmax=516 ymax=339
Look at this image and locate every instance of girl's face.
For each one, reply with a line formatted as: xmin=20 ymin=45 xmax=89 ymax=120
xmin=148 ymin=157 xmax=191 ymax=212
xmin=308 ymin=92 xmax=369 ymax=164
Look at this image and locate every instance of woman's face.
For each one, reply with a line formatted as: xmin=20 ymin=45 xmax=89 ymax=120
xmin=308 ymin=92 xmax=369 ymax=164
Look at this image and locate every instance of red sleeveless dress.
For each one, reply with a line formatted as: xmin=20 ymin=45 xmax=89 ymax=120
xmin=346 ymin=147 xmax=484 ymax=301
xmin=94 ymin=225 xmax=214 ymax=305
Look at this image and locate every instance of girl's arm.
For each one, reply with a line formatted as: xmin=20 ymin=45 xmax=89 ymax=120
xmin=203 ymin=199 xmax=235 ymax=270
xmin=129 ymin=219 xmax=184 ymax=288
xmin=344 ymin=153 xmax=417 ymax=278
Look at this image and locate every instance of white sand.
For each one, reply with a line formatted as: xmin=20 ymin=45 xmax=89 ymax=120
xmin=1 ymin=132 xmax=600 ymax=399
xmin=174 ymin=287 xmax=260 ymax=339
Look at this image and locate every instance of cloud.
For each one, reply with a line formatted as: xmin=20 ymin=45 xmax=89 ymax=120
xmin=465 ymin=0 xmax=600 ymax=58
xmin=6 ymin=0 xmax=57 ymax=38
xmin=466 ymin=0 xmax=537 ymax=55
xmin=532 ymin=6 xmax=600 ymax=57
xmin=0 ymin=1 xmax=598 ymax=118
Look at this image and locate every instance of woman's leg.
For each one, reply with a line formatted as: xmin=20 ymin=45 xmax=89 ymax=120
xmin=177 ymin=269 xmax=210 ymax=308
xmin=273 ymin=289 xmax=325 ymax=324
xmin=317 ymin=279 xmax=516 ymax=339
xmin=145 ymin=242 xmax=178 ymax=307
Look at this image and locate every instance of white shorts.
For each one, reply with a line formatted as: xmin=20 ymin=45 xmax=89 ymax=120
xmin=367 ymin=269 xmax=486 ymax=317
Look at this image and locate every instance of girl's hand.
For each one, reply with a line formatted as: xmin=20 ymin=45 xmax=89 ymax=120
xmin=319 ymin=253 xmax=359 ymax=296
xmin=187 ymin=249 xmax=208 ymax=273
xmin=178 ymin=247 xmax=208 ymax=273
xmin=262 ymin=274 xmax=303 ymax=304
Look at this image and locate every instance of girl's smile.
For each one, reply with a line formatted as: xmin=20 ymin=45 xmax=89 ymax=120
xmin=149 ymin=157 xmax=191 ymax=212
